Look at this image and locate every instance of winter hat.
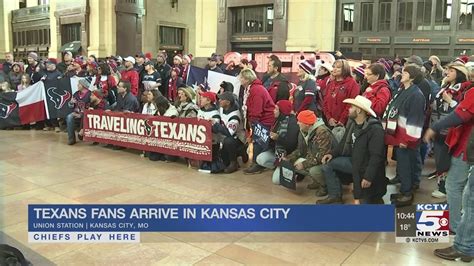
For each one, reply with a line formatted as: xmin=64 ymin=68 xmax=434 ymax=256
xmin=217 ymin=91 xmax=235 ymax=103
xmin=174 ymin=54 xmax=183 ymax=63
xmin=197 ymin=83 xmax=209 ymax=92
xmin=446 ymin=62 xmax=469 ymax=81
xmin=73 ymin=57 xmax=84 ymax=66
xmin=145 ymin=52 xmax=153 ymax=61
xmin=297 ymin=110 xmax=317 ymax=125
xmin=249 ymin=60 xmax=258 ymax=70
xmin=454 ymin=55 xmax=469 ymax=65
xmin=92 ymin=90 xmax=104 ymax=100
xmin=28 ymin=52 xmax=38 ymax=61
xmin=343 ymin=95 xmax=377 ymax=117
xmin=200 ymin=91 xmax=216 ymax=103
xmin=11 ymin=62 xmax=24 ymax=72
xmin=220 ymin=81 xmax=234 ymax=93
xmin=178 ymin=86 xmax=196 ymax=102
xmin=183 ymin=54 xmax=193 ymax=63
xmin=171 ymin=67 xmax=181 ymax=75
xmin=124 ymin=56 xmax=136 ymax=65
xmin=299 ymin=59 xmax=315 ymax=74
xmin=45 ymin=58 xmax=58 ymax=65
xmin=354 ymin=64 xmax=366 ymax=79
xmin=377 ymin=58 xmax=393 ymax=74
xmin=87 ymin=61 xmax=98 ymax=70
xmin=79 ymin=77 xmax=92 ymax=89
xmin=276 ymin=100 xmax=293 ymax=116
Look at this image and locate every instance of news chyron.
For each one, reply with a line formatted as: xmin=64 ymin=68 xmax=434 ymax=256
xmin=396 ymin=203 xmax=450 ymax=243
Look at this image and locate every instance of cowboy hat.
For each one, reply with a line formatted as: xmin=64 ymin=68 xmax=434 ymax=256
xmin=343 ymin=95 xmax=377 ymax=118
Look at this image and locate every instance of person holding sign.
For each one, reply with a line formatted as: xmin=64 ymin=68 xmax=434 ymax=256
xmin=282 ymin=110 xmax=334 ymax=197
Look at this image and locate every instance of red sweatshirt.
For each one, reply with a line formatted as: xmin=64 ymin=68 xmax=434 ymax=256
xmin=323 ymin=76 xmax=360 ymax=124
xmin=446 ymin=88 xmax=474 ymax=161
xmin=363 ymin=79 xmax=391 ymax=118
xmin=246 ymin=79 xmax=276 ymax=128
xmin=120 ymin=69 xmax=139 ymax=96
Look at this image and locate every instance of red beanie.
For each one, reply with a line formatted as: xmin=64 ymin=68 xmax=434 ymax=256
xmin=297 ymin=110 xmax=317 ymax=125
xmin=276 ymin=100 xmax=292 ymax=116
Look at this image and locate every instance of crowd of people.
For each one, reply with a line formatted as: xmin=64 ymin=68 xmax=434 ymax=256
xmin=2 ymin=49 xmax=474 ymax=261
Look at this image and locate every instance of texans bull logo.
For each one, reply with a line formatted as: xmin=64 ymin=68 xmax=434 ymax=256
xmin=0 ymin=102 xmax=17 ymax=119
xmin=47 ymin=87 xmax=71 ymax=109
xmin=144 ymin=119 xmax=157 ymax=136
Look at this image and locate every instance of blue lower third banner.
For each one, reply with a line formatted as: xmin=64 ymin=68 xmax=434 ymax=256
xmin=28 ymin=204 xmax=395 ymax=243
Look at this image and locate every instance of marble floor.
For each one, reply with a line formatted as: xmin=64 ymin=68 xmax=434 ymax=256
xmin=0 ymin=130 xmax=458 ymax=265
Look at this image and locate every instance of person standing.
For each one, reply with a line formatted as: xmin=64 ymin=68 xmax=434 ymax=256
xmin=167 ymin=67 xmax=184 ymax=102
xmin=363 ymin=63 xmax=391 ymax=117
xmin=293 ymin=59 xmax=318 ymax=114
xmin=262 ymin=55 xmax=290 ymax=104
xmin=155 ymin=52 xmax=171 ymax=96
xmin=142 ymin=61 xmax=162 ymax=92
xmin=120 ymin=56 xmax=139 ymax=96
xmin=8 ymin=62 xmax=23 ymax=90
xmin=208 ymin=55 xmax=224 ymax=73
xmin=324 ymin=59 xmax=360 ymax=127
xmin=3 ymin=52 xmax=14 ymax=75
xmin=382 ymin=65 xmax=426 ymax=206
xmin=239 ymin=69 xmax=275 ymax=174
xmin=25 ymin=52 xmax=42 ymax=84
xmin=57 ymin=51 xmax=73 ymax=74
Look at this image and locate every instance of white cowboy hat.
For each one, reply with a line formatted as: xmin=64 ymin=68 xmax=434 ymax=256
xmin=343 ymin=95 xmax=377 ymax=118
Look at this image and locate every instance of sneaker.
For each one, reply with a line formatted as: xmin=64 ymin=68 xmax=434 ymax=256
xmin=426 ymin=171 xmax=437 ymax=180
xmin=316 ymin=197 xmax=343 ymax=204
xmin=243 ymin=164 xmax=264 ymax=175
xmin=432 ymin=190 xmax=446 ymax=199
xmin=393 ymin=194 xmax=414 ymax=207
xmin=43 ymin=127 xmax=51 ymax=131
xmin=54 ymin=127 xmax=61 ymax=133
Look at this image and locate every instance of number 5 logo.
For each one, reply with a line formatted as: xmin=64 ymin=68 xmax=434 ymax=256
xmin=417 ymin=211 xmax=443 ymax=231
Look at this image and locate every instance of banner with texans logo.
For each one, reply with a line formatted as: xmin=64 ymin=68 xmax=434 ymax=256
xmin=43 ymin=77 xmax=79 ymax=119
xmin=0 ymin=83 xmax=47 ymax=128
xmin=0 ymin=77 xmax=79 ymax=129
xmin=83 ymin=110 xmax=213 ymax=161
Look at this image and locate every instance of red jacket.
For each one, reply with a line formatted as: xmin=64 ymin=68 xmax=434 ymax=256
xmin=363 ymin=79 xmax=391 ymax=118
xmin=446 ymin=87 xmax=474 ymax=161
xmin=323 ymin=76 xmax=360 ymax=124
xmin=246 ymin=79 xmax=275 ymax=128
xmin=120 ymin=69 xmax=139 ymax=96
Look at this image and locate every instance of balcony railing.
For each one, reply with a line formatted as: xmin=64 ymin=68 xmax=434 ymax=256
xmin=12 ymin=5 xmax=50 ymax=23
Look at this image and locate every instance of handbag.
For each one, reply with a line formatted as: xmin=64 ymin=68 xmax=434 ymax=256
xmin=279 ymin=160 xmax=296 ymax=190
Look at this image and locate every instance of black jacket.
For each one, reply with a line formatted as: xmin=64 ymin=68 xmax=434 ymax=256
xmin=335 ymin=117 xmax=387 ymax=200
xmin=273 ymin=114 xmax=299 ymax=154
xmin=262 ymin=73 xmax=290 ymax=103
xmin=155 ymin=63 xmax=171 ymax=95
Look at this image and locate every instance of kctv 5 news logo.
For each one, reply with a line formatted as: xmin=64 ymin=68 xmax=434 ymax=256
xmin=396 ymin=203 xmax=450 ymax=243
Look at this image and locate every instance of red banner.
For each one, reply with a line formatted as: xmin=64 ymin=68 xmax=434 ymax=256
xmin=83 ymin=110 xmax=213 ymax=161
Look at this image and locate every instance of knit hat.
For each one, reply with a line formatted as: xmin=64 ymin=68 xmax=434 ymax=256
xmin=79 ymin=77 xmax=91 ymax=89
xmin=45 ymin=58 xmax=58 ymax=65
xmin=276 ymin=100 xmax=293 ymax=116
xmin=299 ymin=59 xmax=315 ymax=74
xmin=200 ymin=91 xmax=216 ymax=103
xmin=73 ymin=57 xmax=84 ymax=66
xmin=183 ymin=54 xmax=193 ymax=63
xmin=92 ymin=89 xmax=104 ymax=100
xmin=197 ymin=83 xmax=209 ymax=92
xmin=446 ymin=62 xmax=469 ymax=81
xmin=87 ymin=61 xmax=98 ymax=70
xmin=454 ymin=55 xmax=469 ymax=65
xmin=377 ymin=58 xmax=393 ymax=74
xmin=171 ymin=67 xmax=181 ymax=75
xmin=297 ymin=110 xmax=317 ymax=125
xmin=174 ymin=54 xmax=183 ymax=63
xmin=249 ymin=60 xmax=258 ymax=70
xmin=145 ymin=52 xmax=152 ymax=61
xmin=28 ymin=52 xmax=38 ymax=61
xmin=354 ymin=64 xmax=366 ymax=79
xmin=178 ymin=86 xmax=196 ymax=102
xmin=217 ymin=91 xmax=235 ymax=103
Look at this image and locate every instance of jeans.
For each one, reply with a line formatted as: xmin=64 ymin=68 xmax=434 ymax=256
xmin=454 ymin=165 xmax=474 ymax=256
xmin=252 ymin=141 xmax=265 ymax=162
xmin=322 ymin=157 xmax=352 ymax=198
xmin=446 ymin=155 xmax=469 ymax=233
xmin=221 ymin=137 xmax=244 ymax=165
xmin=256 ymin=150 xmax=276 ymax=169
xmin=66 ymin=113 xmax=79 ymax=142
xmin=396 ymin=145 xmax=421 ymax=195
xmin=272 ymin=159 xmax=322 ymax=185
